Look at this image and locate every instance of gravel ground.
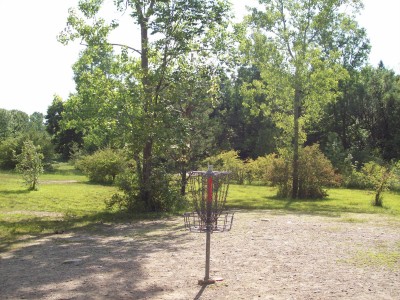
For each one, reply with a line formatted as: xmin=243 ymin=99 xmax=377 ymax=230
xmin=1 ymin=210 xmax=399 ymax=299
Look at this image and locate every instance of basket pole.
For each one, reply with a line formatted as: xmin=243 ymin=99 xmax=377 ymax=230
xmin=204 ymin=165 xmax=213 ymax=282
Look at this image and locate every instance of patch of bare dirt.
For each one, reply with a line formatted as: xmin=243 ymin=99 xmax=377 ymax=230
xmin=1 ymin=210 xmax=399 ymax=299
xmin=41 ymin=180 xmax=79 ymax=184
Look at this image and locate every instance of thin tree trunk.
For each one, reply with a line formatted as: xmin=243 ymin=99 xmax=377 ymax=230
xmin=137 ymin=3 xmax=154 ymax=210
xmin=180 ymin=167 xmax=187 ymax=196
xmin=142 ymin=139 xmax=153 ymax=209
xmin=292 ymin=88 xmax=301 ymax=199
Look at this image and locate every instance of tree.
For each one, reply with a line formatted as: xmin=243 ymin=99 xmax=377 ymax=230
xmin=15 ymin=140 xmax=44 ymax=191
xmin=0 ymin=109 xmax=12 ymax=140
xmin=216 ymin=66 xmax=279 ymax=159
xmin=29 ymin=112 xmax=45 ymax=132
xmin=0 ymin=109 xmax=54 ymax=170
xmin=8 ymin=110 xmax=30 ymax=136
xmin=321 ymin=64 xmax=400 ymax=166
xmin=59 ymin=0 xmax=232 ymax=211
xmin=45 ymin=95 xmax=83 ymax=160
xmin=163 ymin=57 xmax=223 ymax=195
xmin=45 ymin=95 xmax=64 ymax=136
xmin=0 ymin=110 xmax=30 ymax=139
xmin=360 ymin=64 xmax=400 ymax=161
xmin=240 ymin=0 xmax=363 ymax=198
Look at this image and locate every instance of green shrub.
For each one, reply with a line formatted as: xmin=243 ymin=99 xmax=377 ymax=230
xmin=268 ymin=154 xmax=292 ymax=197
xmin=206 ymin=150 xmax=246 ymax=184
xmin=392 ymin=161 xmax=400 ymax=191
xmin=107 ymin=165 xmax=187 ymax=213
xmin=360 ymin=161 xmax=396 ymax=207
xmin=247 ymin=154 xmax=276 ymax=185
xmin=268 ymin=144 xmax=339 ymax=198
xmin=15 ymin=140 xmax=44 ymax=191
xmin=343 ymin=162 xmax=370 ymax=189
xmin=297 ymin=145 xmax=340 ymax=198
xmin=76 ymin=148 xmax=128 ymax=184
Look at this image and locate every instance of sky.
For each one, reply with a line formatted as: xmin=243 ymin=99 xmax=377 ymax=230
xmin=0 ymin=0 xmax=399 ymax=116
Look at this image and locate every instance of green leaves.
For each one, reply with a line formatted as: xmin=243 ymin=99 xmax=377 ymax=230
xmin=240 ymin=0 xmax=364 ymax=198
xmin=15 ymin=140 xmax=44 ymax=191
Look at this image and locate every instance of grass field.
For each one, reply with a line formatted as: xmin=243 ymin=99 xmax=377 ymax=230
xmin=0 ymin=163 xmax=119 ymax=251
xmin=1 ymin=163 xmax=399 ymax=251
xmin=228 ymin=184 xmax=400 ymax=216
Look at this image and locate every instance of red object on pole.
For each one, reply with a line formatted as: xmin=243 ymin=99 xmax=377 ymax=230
xmin=207 ymin=176 xmax=213 ymax=202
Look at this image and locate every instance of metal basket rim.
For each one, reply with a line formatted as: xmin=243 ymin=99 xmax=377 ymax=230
xmin=183 ymin=211 xmax=235 ymax=233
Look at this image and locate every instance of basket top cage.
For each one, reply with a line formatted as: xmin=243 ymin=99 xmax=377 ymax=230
xmin=189 ymin=170 xmax=231 ymax=176
xmin=184 ymin=166 xmax=233 ymax=233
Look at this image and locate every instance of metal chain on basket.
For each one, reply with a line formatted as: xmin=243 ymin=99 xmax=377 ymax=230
xmin=187 ymin=170 xmax=230 ymax=231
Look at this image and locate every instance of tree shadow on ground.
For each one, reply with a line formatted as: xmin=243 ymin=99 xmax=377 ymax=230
xmin=0 ymin=218 xmax=190 ymax=299
xmin=0 ymin=210 xmax=183 ymax=252
xmin=228 ymin=196 xmax=344 ymax=218
xmin=0 ymin=189 xmax=30 ymax=195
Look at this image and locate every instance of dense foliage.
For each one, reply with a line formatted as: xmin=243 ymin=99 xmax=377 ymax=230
xmin=1 ymin=0 xmax=400 ymax=211
xmin=0 ymin=109 xmax=54 ymax=169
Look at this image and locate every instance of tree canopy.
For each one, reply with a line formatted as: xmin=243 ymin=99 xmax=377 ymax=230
xmin=3 ymin=0 xmax=398 ymax=209
xmin=239 ymin=0 xmax=368 ymax=198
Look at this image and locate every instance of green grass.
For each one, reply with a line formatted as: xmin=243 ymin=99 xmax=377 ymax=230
xmin=227 ymin=184 xmax=400 ymax=216
xmin=1 ymin=165 xmax=400 ymax=252
xmin=349 ymin=243 xmax=400 ymax=270
xmin=0 ymin=163 xmax=120 ymax=251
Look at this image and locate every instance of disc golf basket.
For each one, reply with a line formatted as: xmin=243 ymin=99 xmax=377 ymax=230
xmin=183 ymin=166 xmax=234 ymax=284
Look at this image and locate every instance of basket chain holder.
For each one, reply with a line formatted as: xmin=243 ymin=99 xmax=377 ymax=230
xmin=184 ymin=165 xmax=234 ymax=285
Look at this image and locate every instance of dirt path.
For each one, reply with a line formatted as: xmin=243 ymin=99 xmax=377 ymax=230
xmin=1 ymin=210 xmax=399 ymax=299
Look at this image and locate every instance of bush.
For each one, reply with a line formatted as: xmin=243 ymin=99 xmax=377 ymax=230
xmin=392 ymin=161 xmax=400 ymax=191
xmin=342 ymin=161 xmax=370 ymax=189
xmin=268 ymin=145 xmax=339 ymax=198
xmin=247 ymin=154 xmax=276 ymax=185
xmin=106 ymin=165 xmax=187 ymax=213
xmin=76 ymin=148 xmax=128 ymax=184
xmin=205 ymin=150 xmax=246 ymax=184
xmin=297 ymin=145 xmax=340 ymax=198
xmin=360 ymin=161 xmax=396 ymax=207
xmin=15 ymin=140 xmax=44 ymax=191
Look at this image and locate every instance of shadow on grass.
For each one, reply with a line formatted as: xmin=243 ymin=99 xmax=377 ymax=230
xmin=0 ymin=189 xmax=30 ymax=195
xmin=0 ymin=212 xmax=188 ymax=299
xmin=227 ymin=194 xmax=388 ymax=218
xmin=0 ymin=210 xmax=181 ymax=253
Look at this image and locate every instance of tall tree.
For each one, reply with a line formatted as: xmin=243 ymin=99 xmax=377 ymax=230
xmin=240 ymin=0 xmax=363 ymax=198
xmin=29 ymin=112 xmax=45 ymax=132
xmin=8 ymin=110 xmax=30 ymax=137
xmin=164 ymin=57 xmax=223 ymax=195
xmin=59 ymin=0 xmax=232 ymax=211
xmin=45 ymin=95 xmax=83 ymax=160
xmin=0 ymin=109 xmax=12 ymax=140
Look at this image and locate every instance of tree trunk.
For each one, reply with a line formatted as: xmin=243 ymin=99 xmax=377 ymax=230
xmin=138 ymin=4 xmax=154 ymax=210
xmin=292 ymin=88 xmax=301 ymax=199
xmin=141 ymin=139 xmax=153 ymax=210
xmin=180 ymin=167 xmax=187 ymax=196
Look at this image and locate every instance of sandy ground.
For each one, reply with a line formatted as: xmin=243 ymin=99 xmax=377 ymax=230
xmin=1 ymin=210 xmax=399 ymax=300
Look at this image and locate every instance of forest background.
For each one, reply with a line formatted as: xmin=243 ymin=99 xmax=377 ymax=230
xmin=1 ymin=0 xmax=400 ymax=213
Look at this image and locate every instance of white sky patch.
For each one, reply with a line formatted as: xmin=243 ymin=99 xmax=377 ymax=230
xmin=0 ymin=0 xmax=398 ymax=115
